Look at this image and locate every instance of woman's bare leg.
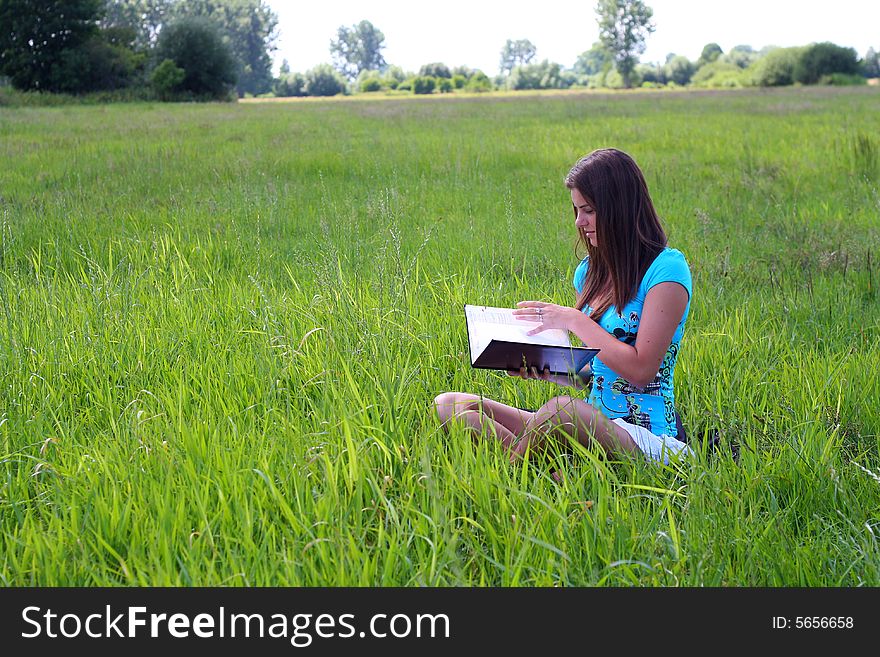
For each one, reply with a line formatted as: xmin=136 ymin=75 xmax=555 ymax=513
xmin=434 ymin=392 xmax=535 ymax=449
xmin=511 ymin=394 xmax=639 ymax=462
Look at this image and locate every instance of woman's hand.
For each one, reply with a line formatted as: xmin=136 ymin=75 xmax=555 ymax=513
xmin=512 ymin=301 xmax=580 ymax=336
xmin=507 ymin=365 xmax=585 ymax=389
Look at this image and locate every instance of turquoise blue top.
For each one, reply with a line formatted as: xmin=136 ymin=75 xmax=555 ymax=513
xmin=573 ymin=247 xmax=692 ymax=438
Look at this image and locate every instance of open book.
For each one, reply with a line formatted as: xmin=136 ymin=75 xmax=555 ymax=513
xmin=464 ymin=304 xmax=599 ymax=377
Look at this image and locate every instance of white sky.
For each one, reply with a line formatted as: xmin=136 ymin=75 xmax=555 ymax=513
xmin=266 ymin=0 xmax=880 ymax=75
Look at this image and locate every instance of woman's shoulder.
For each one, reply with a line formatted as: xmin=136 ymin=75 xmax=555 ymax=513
xmin=642 ymin=247 xmax=692 ymax=296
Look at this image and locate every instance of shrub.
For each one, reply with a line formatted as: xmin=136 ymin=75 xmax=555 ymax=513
xmin=603 ymin=69 xmax=634 ymax=89
xmin=507 ymin=60 xmax=566 ymax=90
xmin=637 ymin=63 xmax=665 ymax=85
xmin=397 ymin=77 xmax=414 ymax=91
xmin=794 ymin=42 xmax=859 ymax=84
xmin=151 ymin=58 xmax=185 ymax=99
xmin=451 ymin=74 xmax=466 ymax=89
xmin=465 ymin=71 xmax=492 ymax=92
xmin=437 ymin=77 xmax=453 ymax=93
xmin=275 ymin=72 xmax=306 ymax=97
xmin=412 ymin=76 xmax=436 ymax=94
xmin=691 ymin=61 xmax=746 ymax=87
xmin=155 ymin=17 xmax=237 ymax=99
xmin=381 ymin=65 xmax=406 ymax=89
xmin=304 ymin=64 xmax=346 ymax=96
xmin=360 ymin=76 xmax=382 ymax=92
xmin=722 ymin=45 xmax=758 ymax=69
xmin=820 ymin=73 xmax=867 ymax=86
xmin=418 ymin=63 xmax=451 ymax=78
xmin=664 ymin=56 xmax=695 ymax=86
xmin=749 ymin=47 xmax=804 ymax=86
xmin=70 ymin=29 xmax=144 ymax=93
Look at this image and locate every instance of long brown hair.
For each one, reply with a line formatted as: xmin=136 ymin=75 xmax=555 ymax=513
xmin=566 ymin=148 xmax=667 ymax=321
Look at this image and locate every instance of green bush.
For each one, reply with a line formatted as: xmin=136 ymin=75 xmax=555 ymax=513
xmin=465 ymin=71 xmax=492 ymax=92
xmin=637 ymin=63 xmax=665 ymax=85
xmin=412 ymin=76 xmax=436 ymax=94
xmin=750 ymin=47 xmax=804 ymax=86
xmin=664 ymin=56 xmax=695 ymax=86
xmin=419 ymin=63 xmax=451 ymax=78
xmin=304 ymin=64 xmax=346 ymax=96
xmin=507 ymin=60 xmax=566 ymax=90
xmin=451 ymin=74 xmax=466 ymax=89
xmin=722 ymin=45 xmax=758 ymax=69
xmin=794 ymin=42 xmax=859 ymax=84
xmin=70 ymin=29 xmax=144 ymax=93
xmin=397 ymin=77 xmax=414 ymax=91
xmin=820 ymin=73 xmax=867 ymax=86
xmin=691 ymin=61 xmax=748 ymax=88
xmin=0 ymin=85 xmax=156 ymax=106
xmin=381 ymin=66 xmax=406 ymax=90
xmin=151 ymin=58 xmax=185 ymax=100
xmin=155 ymin=17 xmax=237 ymax=99
xmin=360 ymin=76 xmax=382 ymax=92
xmin=275 ymin=72 xmax=306 ymax=97
xmin=437 ymin=77 xmax=453 ymax=93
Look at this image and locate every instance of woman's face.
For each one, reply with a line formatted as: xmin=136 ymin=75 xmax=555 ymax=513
xmin=571 ymin=188 xmax=597 ymax=247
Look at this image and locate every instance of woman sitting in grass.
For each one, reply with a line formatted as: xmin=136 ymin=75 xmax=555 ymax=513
xmin=434 ymin=147 xmax=693 ymax=468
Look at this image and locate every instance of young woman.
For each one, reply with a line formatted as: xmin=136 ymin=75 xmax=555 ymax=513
xmin=434 ymin=148 xmax=692 ymax=466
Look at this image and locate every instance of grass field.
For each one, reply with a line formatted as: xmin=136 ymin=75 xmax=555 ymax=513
xmin=1 ymin=85 xmax=879 ymax=586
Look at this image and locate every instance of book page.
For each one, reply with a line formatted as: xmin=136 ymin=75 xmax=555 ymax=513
xmin=465 ymin=305 xmax=573 ymax=364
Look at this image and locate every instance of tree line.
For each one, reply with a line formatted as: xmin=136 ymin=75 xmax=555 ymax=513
xmin=2 ymin=0 xmax=878 ymax=102
xmin=276 ymin=1 xmax=877 ymax=98
xmin=0 ymin=0 xmax=277 ymax=99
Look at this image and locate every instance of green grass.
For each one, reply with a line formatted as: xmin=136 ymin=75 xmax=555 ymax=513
xmin=1 ymin=85 xmax=879 ymax=586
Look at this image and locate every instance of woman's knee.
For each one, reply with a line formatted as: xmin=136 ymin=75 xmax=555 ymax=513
xmin=534 ymin=395 xmax=580 ymax=425
xmin=433 ymin=392 xmax=480 ymax=423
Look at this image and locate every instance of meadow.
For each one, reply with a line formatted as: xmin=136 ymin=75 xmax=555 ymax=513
xmin=1 ymin=85 xmax=879 ymax=586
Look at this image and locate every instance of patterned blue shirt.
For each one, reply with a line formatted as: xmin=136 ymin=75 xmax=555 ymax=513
xmin=573 ymin=248 xmax=692 ymax=438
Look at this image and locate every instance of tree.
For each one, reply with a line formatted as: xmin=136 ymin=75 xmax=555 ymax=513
xmin=150 ymin=57 xmax=184 ymax=99
xmin=101 ymin=0 xmax=173 ymax=50
xmin=865 ymin=47 xmax=880 ymax=78
xmin=100 ymin=1 xmax=278 ymax=96
xmin=574 ymin=42 xmax=612 ymax=77
xmin=329 ymin=20 xmax=386 ymax=81
xmin=750 ymin=47 xmax=803 ymax=86
xmin=664 ymin=55 xmax=695 ymax=85
xmin=171 ymin=0 xmax=278 ymax=97
xmin=499 ymin=39 xmax=536 ymax=75
xmin=690 ymin=61 xmax=744 ymax=88
xmin=507 ymin=60 xmax=566 ymax=90
xmin=279 ymin=58 xmax=290 ymax=75
xmin=595 ymin=0 xmax=655 ymax=88
xmin=794 ymin=42 xmax=858 ymax=84
xmin=636 ymin=62 xmax=664 ymax=84
xmin=275 ymin=71 xmax=305 ymax=96
xmin=71 ymin=26 xmax=144 ymax=91
xmin=722 ymin=44 xmax=757 ymax=69
xmin=419 ymin=62 xmax=451 ymax=78
xmin=465 ymin=71 xmax=492 ymax=92
xmin=411 ymin=76 xmax=435 ymax=94
xmin=697 ymin=42 xmax=722 ymax=67
xmin=0 ymin=0 xmax=103 ymax=91
xmin=305 ymin=63 xmax=345 ymax=96
xmin=155 ymin=16 xmax=237 ymax=98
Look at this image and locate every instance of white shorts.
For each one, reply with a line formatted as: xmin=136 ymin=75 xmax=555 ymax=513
xmin=612 ymin=418 xmax=692 ymax=465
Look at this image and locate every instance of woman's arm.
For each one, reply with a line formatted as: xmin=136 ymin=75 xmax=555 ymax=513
xmin=514 ymin=282 xmax=688 ymax=388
